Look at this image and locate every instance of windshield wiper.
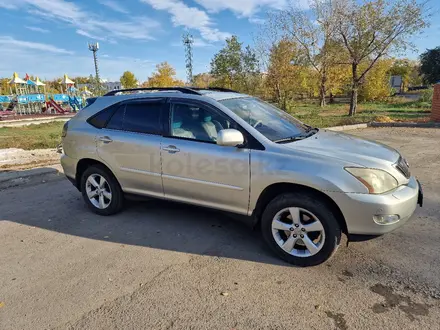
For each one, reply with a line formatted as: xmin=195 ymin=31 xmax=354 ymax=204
xmin=273 ymin=135 xmax=307 ymax=144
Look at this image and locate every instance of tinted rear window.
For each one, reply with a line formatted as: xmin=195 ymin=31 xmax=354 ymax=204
xmin=88 ymin=106 xmax=115 ymax=128
xmin=122 ymin=102 xmax=162 ymax=135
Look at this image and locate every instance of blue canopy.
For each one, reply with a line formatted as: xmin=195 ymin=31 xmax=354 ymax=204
xmin=0 ymin=96 xmax=11 ymax=103
xmin=27 ymin=94 xmax=46 ymax=102
xmin=26 ymin=79 xmax=37 ymax=86
xmin=53 ymin=94 xmax=69 ymax=102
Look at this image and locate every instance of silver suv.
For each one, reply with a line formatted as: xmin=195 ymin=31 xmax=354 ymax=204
xmin=61 ymin=87 xmax=423 ymax=266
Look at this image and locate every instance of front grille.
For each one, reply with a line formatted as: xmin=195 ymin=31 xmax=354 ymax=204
xmin=395 ymin=156 xmax=410 ymax=179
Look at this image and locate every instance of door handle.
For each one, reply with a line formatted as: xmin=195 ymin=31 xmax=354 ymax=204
xmin=162 ymin=145 xmax=180 ymax=153
xmin=98 ymin=136 xmax=113 ymax=143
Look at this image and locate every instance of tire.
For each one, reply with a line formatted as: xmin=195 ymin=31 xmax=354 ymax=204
xmin=80 ymin=165 xmax=124 ymax=216
xmin=261 ymin=192 xmax=341 ymax=267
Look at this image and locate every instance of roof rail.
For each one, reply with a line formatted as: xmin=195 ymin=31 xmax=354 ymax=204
xmin=206 ymin=87 xmax=238 ymax=93
xmin=103 ymin=87 xmax=202 ymax=96
xmin=184 ymin=87 xmax=239 ymax=93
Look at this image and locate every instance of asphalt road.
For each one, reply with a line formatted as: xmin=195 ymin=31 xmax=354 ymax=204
xmin=1 ymin=127 xmax=440 ymax=330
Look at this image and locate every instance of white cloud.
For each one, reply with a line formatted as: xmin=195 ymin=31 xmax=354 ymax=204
xmin=0 ymin=36 xmax=73 ymax=54
xmin=76 ymin=29 xmax=107 ymax=41
xmin=0 ymin=44 xmax=155 ymax=81
xmin=0 ymin=0 xmax=19 ymax=9
xmin=248 ymin=17 xmax=266 ymax=25
xmin=25 ymin=26 xmax=50 ymax=33
xmin=140 ymin=0 xmax=231 ymax=42
xmin=193 ymin=0 xmax=309 ymax=16
xmin=6 ymin=0 xmax=159 ymax=41
xmin=97 ymin=0 xmax=128 ymax=14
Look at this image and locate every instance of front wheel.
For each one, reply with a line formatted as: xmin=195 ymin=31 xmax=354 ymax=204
xmin=261 ymin=193 xmax=341 ymax=267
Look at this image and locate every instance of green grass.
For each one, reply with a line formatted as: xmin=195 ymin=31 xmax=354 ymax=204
xmin=0 ymin=121 xmax=64 ymax=150
xmin=287 ymin=98 xmax=431 ymax=128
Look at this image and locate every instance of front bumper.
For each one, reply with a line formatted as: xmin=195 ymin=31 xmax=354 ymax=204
xmin=327 ymin=176 xmax=421 ymax=235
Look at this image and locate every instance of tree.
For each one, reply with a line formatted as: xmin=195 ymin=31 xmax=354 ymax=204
xmin=143 ymin=62 xmax=184 ymax=87
xmin=0 ymin=78 xmax=9 ymax=95
xmin=266 ymin=39 xmax=310 ymax=109
xmin=273 ymin=0 xmax=344 ymax=107
xmin=73 ymin=76 xmax=91 ymax=85
xmin=120 ymin=71 xmax=138 ymax=89
xmin=210 ymin=36 xmax=260 ymax=94
xmin=359 ymin=58 xmax=393 ymax=101
xmin=420 ymin=47 xmax=440 ymax=85
xmin=334 ymin=0 xmax=428 ymax=115
xmin=192 ymin=73 xmax=215 ymax=88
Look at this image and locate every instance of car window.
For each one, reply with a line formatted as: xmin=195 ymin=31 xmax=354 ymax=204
xmin=220 ymin=97 xmax=308 ymax=141
xmin=105 ymin=101 xmax=163 ymax=134
xmin=106 ymin=105 xmax=125 ymax=130
xmin=170 ymin=103 xmax=234 ymax=143
xmin=88 ymin=106 xmax=115 ymax=128
xmin=123 ymin=102 xmax=162 ymax=135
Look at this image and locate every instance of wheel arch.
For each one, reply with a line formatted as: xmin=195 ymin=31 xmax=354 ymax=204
xmin=251 ymin=182 xmax=348 ymax=235
xmin=76 ymin=158 xmax=117 ymax=191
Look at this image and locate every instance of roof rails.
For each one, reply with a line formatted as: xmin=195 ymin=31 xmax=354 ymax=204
xmin=188 ymin=87 xmax=239 ymax=93
xmin=103 ymin=87 xmax=202 ymax=96
xmin=206 ymin=87 xmax=238 ymax=93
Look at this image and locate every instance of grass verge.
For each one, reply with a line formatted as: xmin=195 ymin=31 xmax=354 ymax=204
xmin=0 ymin=122 xmax=64 ymax=150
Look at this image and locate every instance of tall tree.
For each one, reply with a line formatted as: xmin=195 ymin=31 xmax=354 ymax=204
xmin=210 ymin=36 xmax=260 ymax=93
xmin=143 ymin=62 xmax=184 ymax=87
xmin=334 ymin=0 xmax=428 ymax=115
xmin=273 ymin=0 xmax=342 ymax=107
xmin=420 ymin=47 xmax=440 ymax=85
xmin=266 ymin=39 xmax=310 ymax=109
xmin=120 ymin=71 xmax=138 ymax=89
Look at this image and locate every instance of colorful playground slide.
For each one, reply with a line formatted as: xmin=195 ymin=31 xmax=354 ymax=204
xmin=68 ymin=96 xmax=81 ymax=111
xmin=46 ymin=99 xmax=68 ymax=114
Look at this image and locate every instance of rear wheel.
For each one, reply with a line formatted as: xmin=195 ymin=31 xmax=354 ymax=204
xmin=261 ymin=193 xmax=341 ymax=267
xmin=80 ymin=165 xmax=124 ymax=215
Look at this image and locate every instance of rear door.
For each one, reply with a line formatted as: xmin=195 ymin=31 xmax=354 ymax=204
xmin=96 ymin=98 xmax=165 ymax=197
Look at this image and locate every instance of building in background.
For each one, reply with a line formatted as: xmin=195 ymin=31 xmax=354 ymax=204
xmin=77 ymin=80 xmax=122 ymax=92
xmin=390 ymin=75 xmax=403 ymax=94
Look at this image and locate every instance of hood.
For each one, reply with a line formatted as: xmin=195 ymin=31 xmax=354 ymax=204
xmin=283 ymin=130 xmax=400 ymax=167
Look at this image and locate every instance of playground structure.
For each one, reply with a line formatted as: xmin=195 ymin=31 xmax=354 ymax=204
xmin=0 ymin=73 xmax=89 ymax=119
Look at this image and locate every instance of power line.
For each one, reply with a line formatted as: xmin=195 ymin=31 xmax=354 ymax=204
xmin=182 ymin=33 xmax=194 ymax=84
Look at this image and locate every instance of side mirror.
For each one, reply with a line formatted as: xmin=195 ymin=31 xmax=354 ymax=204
xmin=217 ymin=129 xmax=244 ymax=147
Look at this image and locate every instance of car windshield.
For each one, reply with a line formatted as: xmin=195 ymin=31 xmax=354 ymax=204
xmin=219 ymin=97 xmax=309 ymax=142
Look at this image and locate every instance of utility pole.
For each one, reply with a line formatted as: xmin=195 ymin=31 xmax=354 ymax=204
xmin=182 ymin=33 xmax=194 ymax=85
xmin=88 ymin=42 xmax=101 ymax=93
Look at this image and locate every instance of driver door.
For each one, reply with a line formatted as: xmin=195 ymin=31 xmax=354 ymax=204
xmin=161 ymin=99 xmax=251 ymax=215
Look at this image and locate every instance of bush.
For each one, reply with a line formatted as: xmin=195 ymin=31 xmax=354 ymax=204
xmin=419 ymin=88 xmax=433 ymax=103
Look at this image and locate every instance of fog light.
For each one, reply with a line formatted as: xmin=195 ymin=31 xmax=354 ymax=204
xmin=373 ymin=214 xmax=400 ymax=225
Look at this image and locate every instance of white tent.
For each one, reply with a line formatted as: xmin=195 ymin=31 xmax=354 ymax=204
xmin=62 ymin=74 xmax=75 ymax=85
xmin=9 ymin=72 xmax=26 ymax=85
xmin=35 ymin=77 xmax=45 ymax=86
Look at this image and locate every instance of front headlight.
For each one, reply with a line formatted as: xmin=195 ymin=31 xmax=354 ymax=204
xmin=345 ymin=167 xmax=398 ymax=194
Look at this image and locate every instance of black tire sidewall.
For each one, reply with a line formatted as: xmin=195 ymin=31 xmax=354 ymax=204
xmin=80 ymin=165 xmax=123 ymax=216
xmin=261 ymin=193 xmax=341 ymax=267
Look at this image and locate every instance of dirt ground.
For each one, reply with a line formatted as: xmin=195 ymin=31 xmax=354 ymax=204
xmin=0 ymin=127 xmax=439 ymax=330
xmin=0 ymin=148 xmax=60 ymax=170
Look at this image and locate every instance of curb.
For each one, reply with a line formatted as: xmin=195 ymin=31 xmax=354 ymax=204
xmin=369 ymin=122 xmax=440 ymax=128
xmin=327 ymin=123 xmax=368 ymax=131
xmin=0 ymin=167 xmax=59 ymax=184
xmin=0 ymin=117 xmax=71 ymax=128
xmin=327 ymin=122 xmax=440 ymax=131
